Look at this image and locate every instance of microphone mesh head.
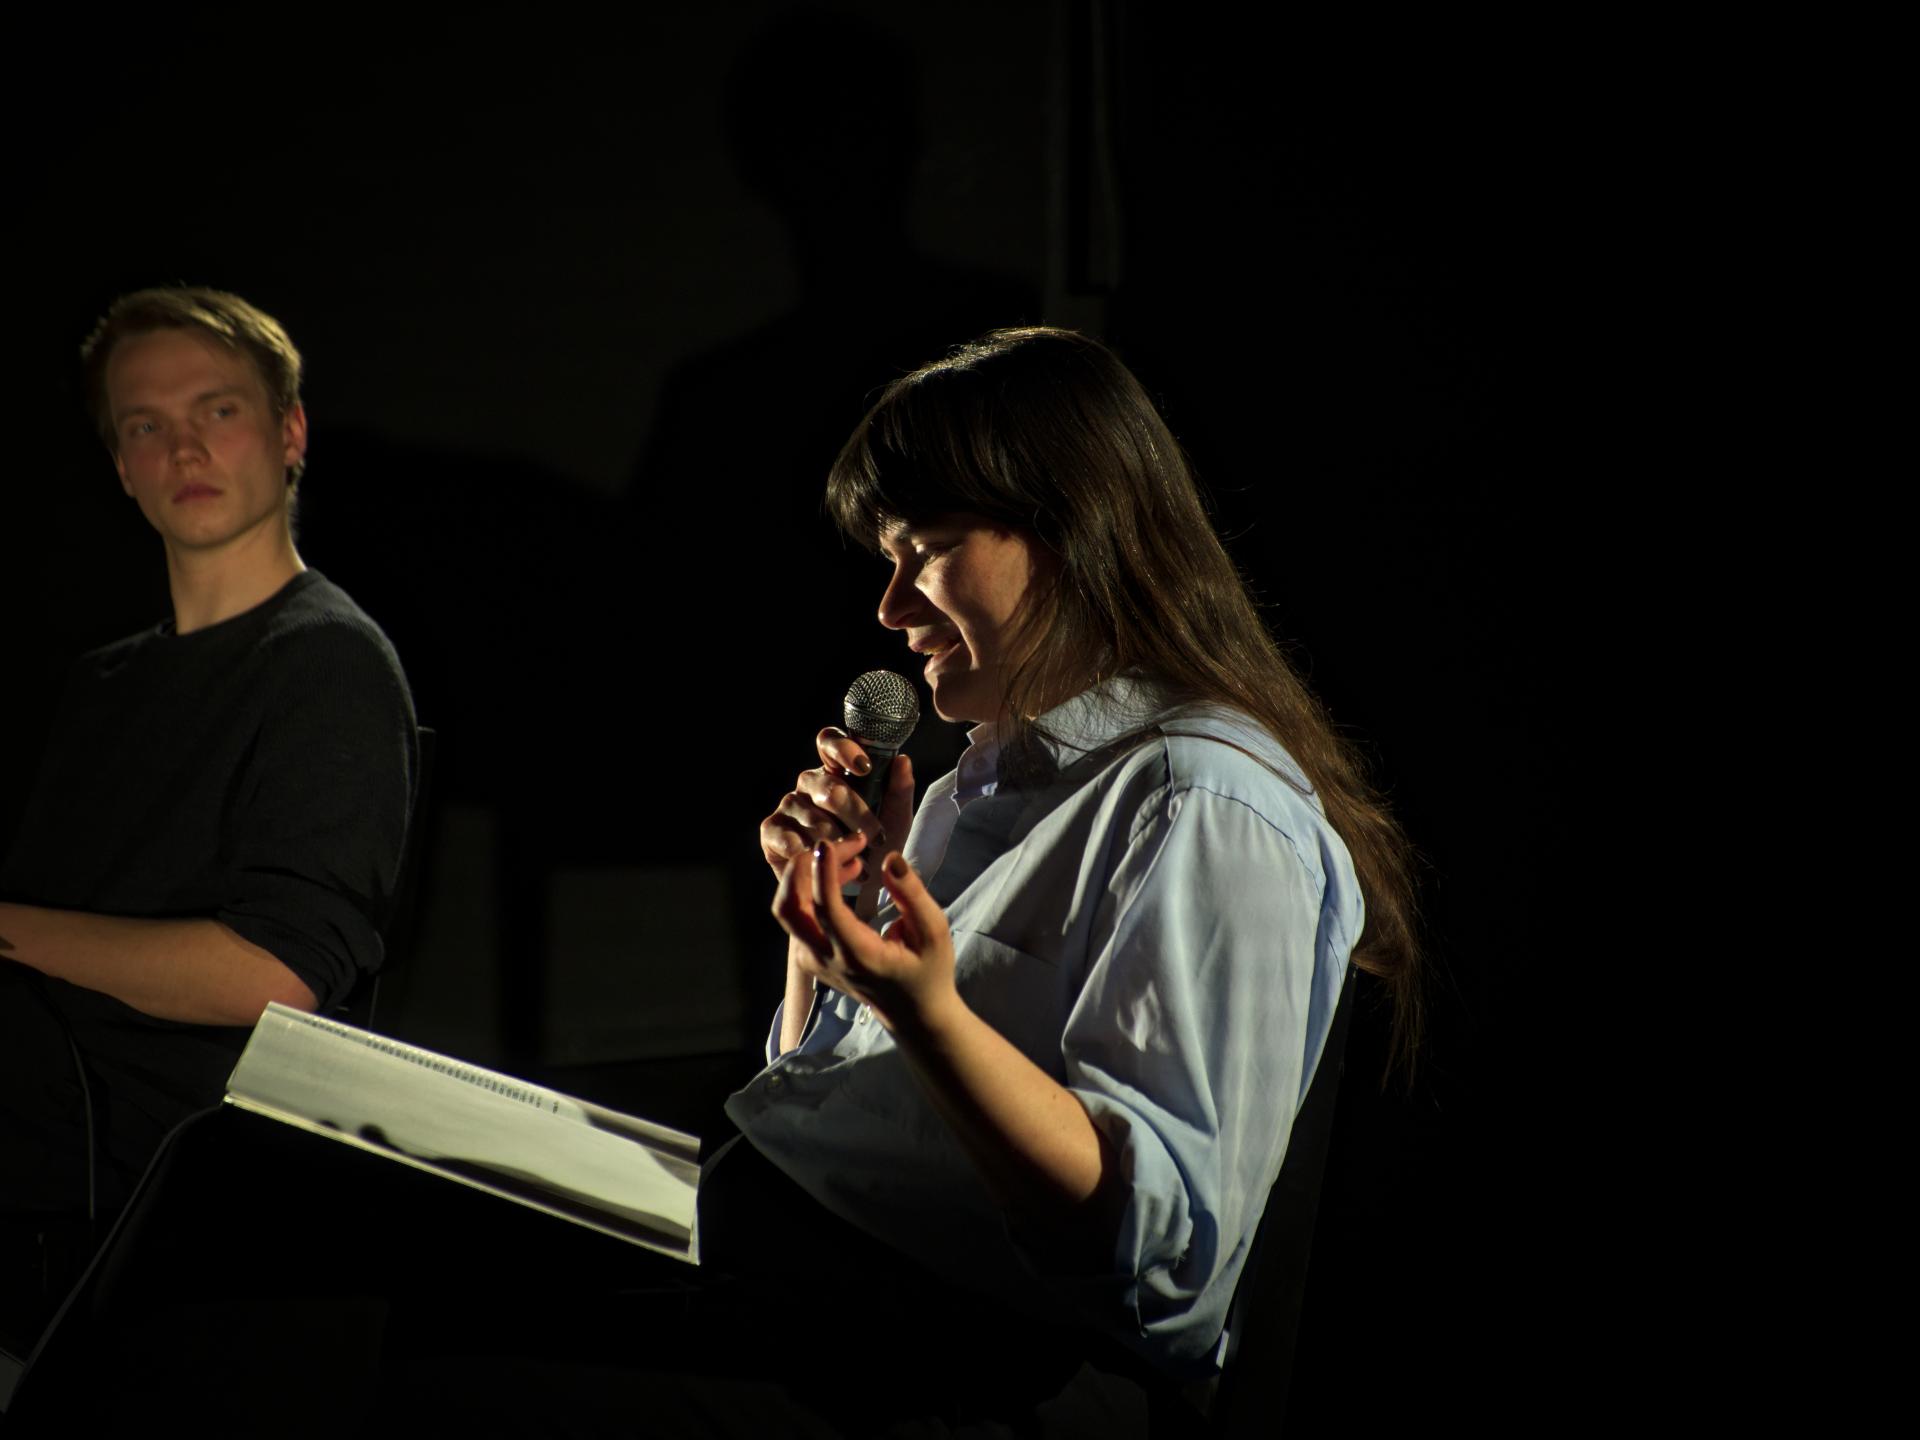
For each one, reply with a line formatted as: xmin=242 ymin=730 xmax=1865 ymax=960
xmin=843 ymin=670 xmax=920 ymax=749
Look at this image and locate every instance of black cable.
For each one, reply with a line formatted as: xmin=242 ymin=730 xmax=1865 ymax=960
xmin=19 ymin=976 xmax=98 ymax=1230
xmin=60 ymin=1029 xmax=97 ymax=1227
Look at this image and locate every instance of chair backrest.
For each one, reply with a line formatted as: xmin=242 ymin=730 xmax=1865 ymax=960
xmin=1208 ymin=962 xmax=1359 ymax=1435
xmin=1076 ymin=965 xmax=1361 ymax=1436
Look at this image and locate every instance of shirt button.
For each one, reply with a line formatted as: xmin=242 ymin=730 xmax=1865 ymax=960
xmin=856 ymin=1007 xmax=870 ymax=1025
xmin=766 ymin=1073 xmax=787 ymax=1095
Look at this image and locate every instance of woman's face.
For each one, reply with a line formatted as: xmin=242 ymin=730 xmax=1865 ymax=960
xmin=877 ymin=512 xmax=1046 ymax=724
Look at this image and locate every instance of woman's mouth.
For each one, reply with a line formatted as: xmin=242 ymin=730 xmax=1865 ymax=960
xmin=920 ymin=637 xmax=962 ymax=672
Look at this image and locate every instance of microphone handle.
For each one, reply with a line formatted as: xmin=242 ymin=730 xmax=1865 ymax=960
xmin=847 ymin=741 xmax=901 ymax=818
xmin=842 ymin=740 xmax=901 ymax=906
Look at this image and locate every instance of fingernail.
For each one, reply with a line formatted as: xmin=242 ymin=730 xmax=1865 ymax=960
xmin=885 ymin=854 xmax=908 ymax=878
xmin=851 ymin=755 xmax=871 ymax=775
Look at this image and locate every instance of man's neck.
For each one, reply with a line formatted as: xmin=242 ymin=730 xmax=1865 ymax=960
xmin=166 ymin=526 xmax=307 ymax=634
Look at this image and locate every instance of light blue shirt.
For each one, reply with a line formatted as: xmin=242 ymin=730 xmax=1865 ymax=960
xmin=725 ymin=680 xmax=1361 ymax=1376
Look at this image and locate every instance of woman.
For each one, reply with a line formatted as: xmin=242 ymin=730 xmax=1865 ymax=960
xmin=734 ymin=326 xmax=1420 ymax=1385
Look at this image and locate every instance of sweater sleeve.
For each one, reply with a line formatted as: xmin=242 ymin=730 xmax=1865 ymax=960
xmin=215 ymin=614 xmax=417 ymax=1011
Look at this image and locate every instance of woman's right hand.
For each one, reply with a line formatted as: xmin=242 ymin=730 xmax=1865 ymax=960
xmin=760 ymin=727 xmax=915 ymax=883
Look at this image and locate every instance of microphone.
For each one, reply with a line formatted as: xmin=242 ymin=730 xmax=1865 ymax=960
xmin=842 ymin=670 xmax=920 ymax=817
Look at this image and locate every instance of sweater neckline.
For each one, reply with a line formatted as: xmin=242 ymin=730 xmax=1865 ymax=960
xmin=154 ymin=570 xmax=323 ymax=644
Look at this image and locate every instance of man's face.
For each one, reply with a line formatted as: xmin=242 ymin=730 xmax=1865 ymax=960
xmin=106 ymin=328 xmax=306 ymax=561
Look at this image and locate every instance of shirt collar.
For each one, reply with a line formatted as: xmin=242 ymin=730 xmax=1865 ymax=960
xmin=958 ymin=676 xmax=1167 ymax=799
xmin=1031 ymin=675 xmax=1166 ymax=765
xmin=954 ymin=722 xmax=1003 ymax=807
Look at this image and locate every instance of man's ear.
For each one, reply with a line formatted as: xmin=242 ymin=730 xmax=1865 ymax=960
xmin=281 ymin=403 xmax=308 ymax=474
xmin=113 ymin=449 xmax=134 ymax=499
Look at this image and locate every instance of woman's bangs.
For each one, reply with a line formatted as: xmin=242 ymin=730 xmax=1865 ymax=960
xmin=827 ymin=380 xmax=1002 ymax=546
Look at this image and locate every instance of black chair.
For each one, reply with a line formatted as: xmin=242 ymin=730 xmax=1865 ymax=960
xmin=1208 ymin=963 xmax=1359 ymax=1435
xmin=4 ymin=1103 xmax=226 ymax=1430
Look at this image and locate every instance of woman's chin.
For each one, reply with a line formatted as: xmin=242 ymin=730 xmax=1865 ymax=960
xmin=929 ymin=677 xmax=1013 ymax=727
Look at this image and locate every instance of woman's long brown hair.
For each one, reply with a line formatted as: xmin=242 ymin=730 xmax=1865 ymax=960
xmin=828 ymin=327 xmax=1424 ymax=1083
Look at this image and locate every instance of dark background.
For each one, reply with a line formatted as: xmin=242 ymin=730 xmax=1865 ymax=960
xmin=7 ymin=4 xmax=1581 ymax=1426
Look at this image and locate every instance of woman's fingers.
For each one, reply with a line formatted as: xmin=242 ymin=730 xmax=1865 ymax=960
xmin=813 ymin=730 xmax=893 ymax=843
xmin=789 ymin=761 xmax=887 ymax=842
xmin=815 ymin=727 xmax=872 ymax=778
xmin=802 ymin=776 xmax=887 ymax=847
xmin=760 ymin=809 xmax=814 ymax=864
xmin=877 ymin=754 xmax=915 ymax=860
xmin=815 ymin=837 xmax=941 ymax=960
xmin=807 ymin=840 xmax=956 ymax=1034
xmin=770 ymin=850 xmax=828 ymax=957
xmin=878 ymin=848 xmax=946 ymax=952
xmin=761 ymin=797 xmax=832 ymax=872
xmin=763 ymin=730 xmax=908 ymax=878
xmin=773 ymin=834 xmax=865 ymax=945
xmin=760 ymin=769 xmax=886 ymax=873
xmin=810 ymin=834 xmax=869 ymax=942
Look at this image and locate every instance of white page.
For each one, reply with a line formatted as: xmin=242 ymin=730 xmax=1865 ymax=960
xmin=229 ymin=1005 xmax=698 ymax=1243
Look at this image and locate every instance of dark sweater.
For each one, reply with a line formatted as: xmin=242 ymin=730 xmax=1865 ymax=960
xmin=1 ymin=571 xmax=416 ymax=1197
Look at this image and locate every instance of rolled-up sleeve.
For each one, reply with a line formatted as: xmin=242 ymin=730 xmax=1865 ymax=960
xmin=218 ymin=619 xmax=417 ymax=1011
xmin=1022 ymin=781 xmax=1340 ymax=1367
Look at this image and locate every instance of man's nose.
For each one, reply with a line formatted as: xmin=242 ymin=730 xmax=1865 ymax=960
xmin=171 ymin=420 xmax=208 ymax=461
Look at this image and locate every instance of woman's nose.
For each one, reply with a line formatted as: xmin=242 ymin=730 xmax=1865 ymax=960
xmin=877 ymin=559 xmax=920 ymax=630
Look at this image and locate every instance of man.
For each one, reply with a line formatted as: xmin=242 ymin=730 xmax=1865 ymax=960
xmin=0 ymin=289 xmax=417 ymax=1309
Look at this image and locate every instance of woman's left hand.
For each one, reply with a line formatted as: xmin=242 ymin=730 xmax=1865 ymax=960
xmin=771 ymin=833 xmax=959 ymax=1037
xmin=772 ymin=832 xmax=1119 ymax=1244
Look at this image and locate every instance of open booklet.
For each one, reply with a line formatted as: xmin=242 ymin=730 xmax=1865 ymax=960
xmin=225 ymin=1003 xmax=702 ymax=1263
